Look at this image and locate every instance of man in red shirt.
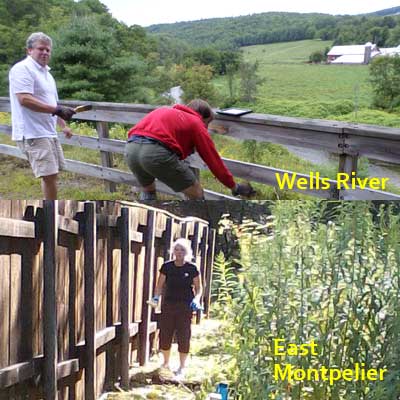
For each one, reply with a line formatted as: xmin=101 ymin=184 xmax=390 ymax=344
xmin=125 ymin=99 xmax=254 ymax=199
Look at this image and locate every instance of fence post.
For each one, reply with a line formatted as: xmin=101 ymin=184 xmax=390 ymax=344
xmin=43 ymin=201 xmax=58 ymax=400
xmin=196 ymin=225 xmax=208 ymax=324
xmin=180 ymin=222 xmax=188 ymax=239
xmin=204 ymin=229 xmax=216 ymax=318
xmin=119 ymin=207 xmax=131 ymax=387
xmin=138 ymin=210 xmax=155 ymax=366
xmin=190 ymin=221 xmax=200 ymax=259
xmin=96 ymin=121 xmax=117 ymax=193
xmin=83 ymin=202 xmax=96 ymax=400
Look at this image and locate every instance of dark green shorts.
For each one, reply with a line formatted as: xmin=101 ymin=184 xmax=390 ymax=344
xmin=125 ymin=141 xmax=197 ymax=192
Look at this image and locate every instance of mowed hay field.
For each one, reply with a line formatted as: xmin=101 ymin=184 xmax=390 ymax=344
xmin=243 ymin=40 xmax=371 ymax=103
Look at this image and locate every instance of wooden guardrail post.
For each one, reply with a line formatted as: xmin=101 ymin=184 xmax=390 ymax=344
xmin=338 ymin=154 xmax=359 ymax=176
xmin=138 ymin=210 xmax=155 ymax=366
xmin=338 ymin=131 xmax=359 ymax=175
xmin=42 ymin=201 xmax=58 ymax=400
xmin=96 ymin=121 xmax=117 ymax=193
xmin=83 ymin=202 xmax=96 ymax=400
xmin=119 ymin=207 xmax=131 ymax=388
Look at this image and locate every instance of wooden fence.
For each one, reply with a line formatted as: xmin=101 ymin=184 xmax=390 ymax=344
xmin=0 ymin=200 xmax=216 ymax=400
xmin=0 ymin=97 xmax=400 ymax=200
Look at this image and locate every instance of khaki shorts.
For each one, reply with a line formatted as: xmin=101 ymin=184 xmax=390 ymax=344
xmin=17 ymin=137 xmax=66 ymax=178
xmin=125 ymin=141 xmax=197 ymax=192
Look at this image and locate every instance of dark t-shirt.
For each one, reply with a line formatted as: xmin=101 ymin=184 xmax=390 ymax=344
xmin=160 ymin=261 xmax=199 ymax=303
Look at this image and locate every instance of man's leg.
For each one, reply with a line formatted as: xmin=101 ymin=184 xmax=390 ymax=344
xmin=41 ymin=174 xmax=58 ymax=200
xmin=182 ymin=180 xmax=204 ymax=199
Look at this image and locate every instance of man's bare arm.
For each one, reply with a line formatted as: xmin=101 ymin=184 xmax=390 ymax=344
xmin=16 ymin=93 xmax=56 ymax=114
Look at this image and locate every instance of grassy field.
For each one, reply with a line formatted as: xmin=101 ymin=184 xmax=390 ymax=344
xmin=243 ymin=40 xmax=372 ymax=104
xmin=215 ymin=39 xmax=400 ymax=125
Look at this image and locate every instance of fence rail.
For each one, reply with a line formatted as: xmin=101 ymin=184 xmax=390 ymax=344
xmin=1 ymin=97 xmax=399 ymax=200
xmin=0 ymin=200 xmax=215 ymax=400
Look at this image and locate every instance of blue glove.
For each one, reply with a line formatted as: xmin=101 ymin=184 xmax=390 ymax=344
xmin=147 ymin=295 xmax=160 ymax=308
xmin=190 ymin=299 xmax=203 ymax=312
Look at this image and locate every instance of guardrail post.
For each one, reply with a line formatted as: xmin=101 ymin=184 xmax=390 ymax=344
xmin=96 ymin=121 xmax=117 ymax=193
xmin=43 ymin=201 xmax=58 ymax=400
xmin=338 ymin=131 xmax=359 ymax=176
xmin=338 ymin=153 xmax=359 ymax=176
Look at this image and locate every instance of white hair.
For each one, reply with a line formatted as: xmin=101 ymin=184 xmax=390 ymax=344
xmin=171 ymin=238 xmax=193 ymax=262
xmin=26 ymin=32 xmax=52 ymax=49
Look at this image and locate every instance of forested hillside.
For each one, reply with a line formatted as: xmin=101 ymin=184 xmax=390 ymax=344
xmin=368 ymin=6 xmax=400 ymax=16
xmin=148 ymin=10 xmax=400 ymax=49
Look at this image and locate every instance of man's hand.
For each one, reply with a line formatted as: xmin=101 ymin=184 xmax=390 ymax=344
xmin=53 ymin=105 xmax=76 ymax=121
xmin=62 ymin=126 xmax=73 ymax=139
xmin=231 ymin=182 xmax=256 ymax=197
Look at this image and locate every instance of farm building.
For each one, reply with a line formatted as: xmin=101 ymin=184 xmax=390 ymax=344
xmin=379 ymin=45 xmax=400 ymax=56
xmin=327 ymin=42 xmax=379 ymax=64
xmin=327 ymin=42 xmax=400 ymax=64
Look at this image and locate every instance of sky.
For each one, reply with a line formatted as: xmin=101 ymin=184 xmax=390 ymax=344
xmin=99 ymin=0 xmax=400 ymax=27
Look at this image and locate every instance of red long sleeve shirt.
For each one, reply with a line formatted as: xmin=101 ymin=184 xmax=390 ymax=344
xmin=127 ymin=104 xmax=235 ymax=189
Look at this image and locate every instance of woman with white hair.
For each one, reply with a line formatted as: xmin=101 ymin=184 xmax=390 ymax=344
xmin=150 ymin=238 xmax=202 ymax=378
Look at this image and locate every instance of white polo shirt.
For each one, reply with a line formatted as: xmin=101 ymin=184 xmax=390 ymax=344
xmin=9 ymin=56 xmax=58 ymax=141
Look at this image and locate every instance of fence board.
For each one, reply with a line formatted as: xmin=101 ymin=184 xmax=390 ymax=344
xmin=138 ymin=210 xmax=155 ymax=366
xmin=43 ymin=201 xmax=58 ymax=400
xmin=0 ymin=241 xmax=10 ymax=370
xmin=119 ymin=208 xmax=131 ymax=387
xmin=83 ymin=202 xmax=96 ymax=400
xmin=197 ymin=226 xmax=208 ymax=323
xmin=204 ymin=229 xmax=216 ymax=317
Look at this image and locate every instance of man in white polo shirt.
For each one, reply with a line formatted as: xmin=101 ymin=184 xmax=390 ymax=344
xmin=9 ymin=32 xmax=76 ymax=199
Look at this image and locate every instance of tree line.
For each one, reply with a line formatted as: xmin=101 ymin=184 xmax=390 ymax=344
xmin=148 ymin=11 xmax=400 ymax=50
